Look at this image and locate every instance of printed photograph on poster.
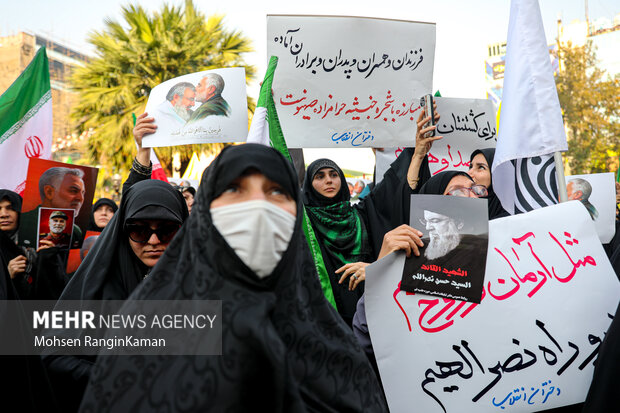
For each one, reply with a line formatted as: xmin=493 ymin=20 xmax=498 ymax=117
xmin=400 ymin=195 xmax=488 ymax=303
xmin=566 ymin=172 xmax=617 ymax=243
xmin=37 ymin=207 xmax=74 ymax=249
xmin=18 ymin=158 xmax=98 ymax=249
xmin=267 ymin=15 xmax=436 ymax=148
xmin=142 ymin=67 xmax=248 ymax=147
xmin=427 ymin=97 xmax=496 ymax=176
xmin=345 ymin=177 xmax=372 ymax=203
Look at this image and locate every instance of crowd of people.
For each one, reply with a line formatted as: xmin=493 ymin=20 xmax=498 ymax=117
xmin=1 ymin=101 xmax=619 ymax=412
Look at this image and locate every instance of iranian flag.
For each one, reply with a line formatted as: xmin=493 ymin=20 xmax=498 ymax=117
xmin=246 ymin=57 xmax=338 ymax=310
xmin=246 ymin=56 xmax=289 ymax=156
xmin=150 ymin=148 xmax=168 ymax=182
xmin=0 ymin=47 xmax=52 ymax=194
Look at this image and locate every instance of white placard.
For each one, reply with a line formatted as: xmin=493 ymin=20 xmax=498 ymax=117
xmin=566 ymin=173 xmax=616 ymax=244
xmin=267 ymin=15 xmax=435 ymax=148
xmin=366 ymin=201 xmax=619 ymax=413
xmin=428 ymin=97 xmax=496 ymax=176
xmin=143 ymin=68 xmax=248 ymax=147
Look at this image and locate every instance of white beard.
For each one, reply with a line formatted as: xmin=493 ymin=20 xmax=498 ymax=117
xmin=425 ymin=233 xmax=461 ymax=260
xmin=50 ymin=224 xmax=65 ymax=234
xmin=173 ymin=105 xmax=191 ymax=121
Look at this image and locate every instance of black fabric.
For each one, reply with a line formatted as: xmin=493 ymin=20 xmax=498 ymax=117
xmin=86 ymin=198 xmax=118 ymax=232
xmin=58 ymin=179 xmax=188 ymax=302
xmin=303 ymin=159 xmax=372 ymax=326
xmin=79 ymin=143 xmax=387 ymax=412
xmin=0 ymin=189 xmax=68 ymax=300
xmin=470 ymin=148 xmax=510 ymax=220
xmin=121 ymin=167 xmax=150 ymax=198
xmin=355 ymin=147 xmax=432 ymax=259
xmin=419 ymin=170 xmax=473 ymax=195
xmin=581 ymin=300 xmax=620 ymax=412
xmin=0 ymin=251 xmax=59 ymax=412
xmin=44 ymin=180 xmax=188 ymax=412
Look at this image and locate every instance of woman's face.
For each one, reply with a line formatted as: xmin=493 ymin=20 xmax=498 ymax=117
xmin=468 ymin=153 xmax=492 ymax=188
xmin=312 ymin=167 xmax=341 ymax=199
xmin=126 ymin=219 xmax=181 ymax=267
xmin=210 ymin=171 xmax=296 ymax=217
xmin=93 ymin=204 xmax=115 ymax=228
xmin=182 ymin=191 xmax=194 ymax=213
xmin=0 ymin=199 xmax=18 ymax=232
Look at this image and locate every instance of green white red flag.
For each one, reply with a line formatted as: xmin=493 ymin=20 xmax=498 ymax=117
xmin=247 ymin=56 xmax=337 ymax=309
xmin=0 ymin=47 xmax=53 ymax=194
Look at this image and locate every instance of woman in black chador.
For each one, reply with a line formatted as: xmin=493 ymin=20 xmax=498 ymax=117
xmin=303 ymin=159 xmax=373 ymax=327
xmin=79 ymin=143 xmax=387 ymax=412
xmin=45 ymin=179 xmax=188 ymax=411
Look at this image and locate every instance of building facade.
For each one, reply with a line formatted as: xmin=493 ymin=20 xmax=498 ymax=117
xmin=0 ymin=32 xmax=90 ymax=158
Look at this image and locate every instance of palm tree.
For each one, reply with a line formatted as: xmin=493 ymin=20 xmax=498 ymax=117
xmin=71 ymin=0 xmax=256 ymax=177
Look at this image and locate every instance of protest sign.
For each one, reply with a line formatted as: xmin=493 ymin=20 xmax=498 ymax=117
xmin=372 ymin=98 xmax=496 ymax=184
xmin=401 ymin=196 xmax=488 ymax=303
xmin=566 ymin=173 xmax=616 ymax=243
xmin=428 ymin=97 xmax=496 ymax=175
xmin=19 ymin=158 xmax=98 ymax=249
xmin=366 ymin=201 xmax=619 ymax=412
xmin=37 ymin=208 xmax=74 ymax=250
xmin=142 ymin=67 xmax=248 ymax=148
xmin=267 ymin=15 xmax=435 ymax=148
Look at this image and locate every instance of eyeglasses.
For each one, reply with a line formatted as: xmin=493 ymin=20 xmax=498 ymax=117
xmin=447 ymin=185 xmax=488 ymax=197
xmin=125 ymin=222 xmax=181 ymax=244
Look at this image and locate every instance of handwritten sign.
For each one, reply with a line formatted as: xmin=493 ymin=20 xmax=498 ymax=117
xmin=366 ymin=201 xmax=619 ymax=412
xmin=566 ymin=173 xmax=616 ymax=244
xmin=142 ymin=67 xmax=248 ymax=148
xmin=267 ymin=15 xmax=435 ymax=148
xmin=428 ymin=97 xmax=497 ymax=176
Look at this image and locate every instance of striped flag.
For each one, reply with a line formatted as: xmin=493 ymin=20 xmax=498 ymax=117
xmin=492 ymin=0 xmax=567 ymax=214
xmin=0 ymin=48 xmax=52 ymax=194
xmin=247 ymin=56 xmax=337 ymax=310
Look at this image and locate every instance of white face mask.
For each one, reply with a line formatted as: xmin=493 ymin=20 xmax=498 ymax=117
xmin=210 ymin=200 xmax=296 ymax=278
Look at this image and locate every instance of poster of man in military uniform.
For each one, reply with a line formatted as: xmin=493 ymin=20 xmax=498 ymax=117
xmin=38 ymin=208 xmax=74 ymax=249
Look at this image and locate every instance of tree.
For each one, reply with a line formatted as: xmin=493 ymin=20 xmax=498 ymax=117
xmin=555 ymin=41 xmax=620 ymax=174
xmin=71 ymin=0 xmax=256 ymax=177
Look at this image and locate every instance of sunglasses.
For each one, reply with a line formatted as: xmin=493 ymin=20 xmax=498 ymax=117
xmin=447 ymin=185 xmax=488 ymax=197
xmin=125 ymin=222 xmax=181 ymax=244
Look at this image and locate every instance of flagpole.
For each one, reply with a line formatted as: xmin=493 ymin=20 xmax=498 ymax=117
xmin=554 ymin=151 xmax=568 ymax=202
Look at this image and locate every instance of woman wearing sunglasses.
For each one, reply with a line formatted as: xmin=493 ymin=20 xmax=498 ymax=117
xmin=78 ymin=144 xmax=387 ymax=412
xmin=44 ymin=179 xmax=188 ymax=411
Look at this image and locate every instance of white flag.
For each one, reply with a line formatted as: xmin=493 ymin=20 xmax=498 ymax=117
xmin=0 ymin=48 xmax=52 ymax=194
xmin=492 ymin=0 xmax=568 ymax=214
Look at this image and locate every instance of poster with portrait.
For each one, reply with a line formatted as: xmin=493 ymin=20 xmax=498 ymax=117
xmin=37 ymin=207 xmax=74 ymax=250
xmin=400 ymin=195 xmax=488 ymax=303
xmin=344 ymin=177 xmax=372 ymax=203
xmin=565 ymin=172 xmax=616 ymax=243
xmin=427 ymin=97 xmax=496 ymax=176
xmin=366 ymin=201 xmax=620 ymax=413
xmin=267 ymin=15 xmax=435 ymax=148
xmin=142 ymin=67 xmax=248 ymax=148
xmin=19 ymin=158 xmax=98 ymax=249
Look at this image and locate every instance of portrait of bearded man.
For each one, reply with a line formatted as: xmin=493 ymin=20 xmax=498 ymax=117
xmin=156 ymin=82 xmax=196 ymax=126
xmin=187 ymin=73 xmax=231 ymax=124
